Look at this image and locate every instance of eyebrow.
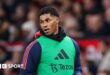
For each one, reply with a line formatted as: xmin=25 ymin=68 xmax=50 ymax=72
xmin=45 ymin=18 xmax=49 ymax=21
xmin=40 ymin=19 xmax=44 ymax=23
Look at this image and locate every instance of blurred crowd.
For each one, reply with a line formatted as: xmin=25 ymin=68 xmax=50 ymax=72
xmin=0 ymin=0 xmax=110 ymax=75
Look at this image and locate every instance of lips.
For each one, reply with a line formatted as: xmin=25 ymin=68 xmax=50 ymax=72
xmin=43 ymin=28 xmax=50 ymax=33
xmin=44 ymin=28 xmax=49 ymax=31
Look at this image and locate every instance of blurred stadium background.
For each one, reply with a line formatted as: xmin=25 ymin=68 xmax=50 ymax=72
xmin=0 ymin=0 xmax=110 ymax=75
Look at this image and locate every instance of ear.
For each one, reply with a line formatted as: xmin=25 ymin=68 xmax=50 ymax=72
xmin=56 ymin=17 xmax=60 ymax=24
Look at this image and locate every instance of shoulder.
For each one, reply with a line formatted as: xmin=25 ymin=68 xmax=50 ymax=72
xmin=67 ymin=36 xmax=80 ymax=52
xmin=22 ymin=40 xmax=41 ymax=70
xmin=67 ymin=36 xmax=79 ymax=46
xmin=26 ymin=40 xmax=37 ymax=49
xmin=25 ymin=40 xmax=41 ymax=55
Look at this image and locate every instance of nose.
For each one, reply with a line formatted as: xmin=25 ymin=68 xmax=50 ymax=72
xmin=43 ymin=24 xmax=48 ymax=28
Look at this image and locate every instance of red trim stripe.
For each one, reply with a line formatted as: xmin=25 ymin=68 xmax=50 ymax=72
xmin=22 ymin=40 xmax=37 ymax=70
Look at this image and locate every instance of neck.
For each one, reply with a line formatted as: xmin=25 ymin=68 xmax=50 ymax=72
xmin=40 ymin=27 xmax=66 ymax=42
xmin=54 ymin=28 xmax=59 ymax=35
xmin=54 ymin=24 xmax=59 ymax=35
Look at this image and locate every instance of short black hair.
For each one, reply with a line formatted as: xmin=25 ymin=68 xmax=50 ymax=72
xmin=38 ymin=6 xmax=59 ymax=18
xmin=37 ymin=6 xmax=59 ymax=31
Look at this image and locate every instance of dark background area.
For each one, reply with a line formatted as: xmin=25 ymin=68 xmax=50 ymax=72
xmin=0 ymin=0 xmax=110 ymax=75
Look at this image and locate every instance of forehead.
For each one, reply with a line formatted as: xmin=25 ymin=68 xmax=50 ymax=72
xmin=40 ymin=13 xmax=53 ymax=20
xmin=86 ymin=15 xmax=101 ymax=21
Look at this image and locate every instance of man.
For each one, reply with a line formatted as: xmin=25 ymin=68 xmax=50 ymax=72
xmin=20 ymin=6 xmax=82 ymax=75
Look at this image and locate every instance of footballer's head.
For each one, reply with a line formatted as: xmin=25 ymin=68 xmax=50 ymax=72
xmin=38 ymin=6 xmax=60 ymax=36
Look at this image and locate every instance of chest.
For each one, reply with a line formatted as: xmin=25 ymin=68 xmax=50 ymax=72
xmin=37 ymin=36 xmax=76 ymax=63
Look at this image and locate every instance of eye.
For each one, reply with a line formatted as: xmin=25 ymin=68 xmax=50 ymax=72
xmin=45 ymin=18 xmax=50 ymax=22
xmin=40 ymin=20 xmax=43 ymax=24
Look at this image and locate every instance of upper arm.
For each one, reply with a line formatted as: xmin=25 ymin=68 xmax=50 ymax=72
xmin=71 ymin=39 xmax=82 ymax=75
xmin=20 ymin=40 xmax=41 ymax=75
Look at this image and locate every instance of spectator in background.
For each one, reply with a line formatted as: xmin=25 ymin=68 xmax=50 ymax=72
xmin=98 ymin=40 xmax=110 ymax=56
xmin=2 ymin=0 xmax=16 ymax=20
xmin=85 ymin=45 xmax=98 ymax=75
xmin=102 ymin=0 xmax=110 ymax=11
xmin=0 ymin=45 xmax=9 ymax=63
xmin=34 ymin=0 xmax=47 ymax=7
xmin=83 ymin=0 xmax=98 ymax=14
xmin=0 ymin=44 xmax=11 ymax=75
xmin=21 ymin=7 xmax=38 ymax=45
xmin=60 ymin=0 xmax=72 ymax=11
xmin=72 ymin=2 xmax=82 ymax=19
xmin=10 ymin=4 xmax=27 ymax=43
xmin=0 ymin=6 xmax=6 ymax=19
xmin=80 ymin=47 xmax=93 ymax=75
xmin=45 ymin=0 xmax=53 ymax=5
xmin=0 ymin=45 xmax=7 ymax=75
xmin=98 ymin=40 xmax=110 ymax=74
xmin=27 ymin=6 xmax=38 ymax=24
xmin=0 ymin=19 xmax=21 ymax=42
xmin=0 ymin=20 xmax=11 ymax=41
xmin=71 ymin=2 xmax=85 ymax=32
xmin=63 ymin=16 xmax=83 ymax=39
xmin=9 ymin=25 xmax=22 ymax=42
xmin=12 ymin=4 xmax=27 ymax=29
xmin=97 ymin=71 xmax=110 ymax=75
xmin=104 ymin=9 xmax=110 ymax=34
xmin=85 ymin=13 xmax=109 ymax=38
xmin=21 ymin=21 xmax=36 ymax=45
xmin=33 ymin=0 xmax=53 ymax=8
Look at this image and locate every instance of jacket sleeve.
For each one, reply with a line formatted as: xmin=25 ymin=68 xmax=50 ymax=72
xmin=20 ymin=40 xmax=41 ymax=75
xmin=72 ymin=39 xmax=82 ymax=75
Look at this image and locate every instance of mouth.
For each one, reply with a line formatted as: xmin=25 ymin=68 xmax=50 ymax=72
xmin=44 ymin=28 xmax=49 ymax=31
xmin=43 ymin=28 xmax=50 ymax=34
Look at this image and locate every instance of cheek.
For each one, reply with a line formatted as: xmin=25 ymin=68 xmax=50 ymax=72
xmin=51 ymin=20 xmax=57 ymax=27
xmin=51 ymin=21 xmax=57 ymax=31
xmin=40 ymin=24 xmax=44 ymax=29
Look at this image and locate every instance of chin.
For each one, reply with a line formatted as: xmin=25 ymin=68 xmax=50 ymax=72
xmin=45 ymin=32 xmax=53 ymax=36
xmin=45 ymin=33 xmax=51 ymax=35
xmin=43 ymin=30 xmax=53 ymax=36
